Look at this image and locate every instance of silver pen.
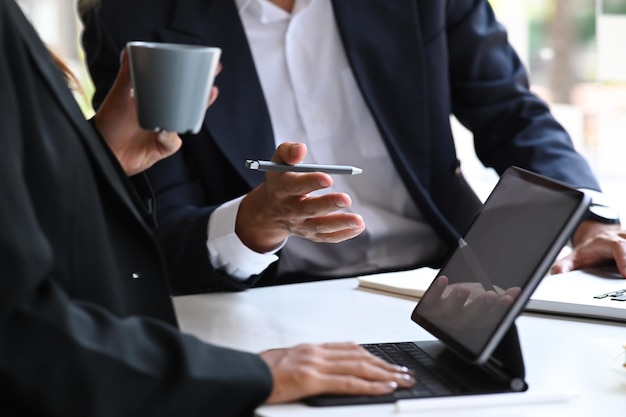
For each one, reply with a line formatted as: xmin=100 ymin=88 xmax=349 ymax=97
xmin=245 ymin=160 xmax=363 ymax=175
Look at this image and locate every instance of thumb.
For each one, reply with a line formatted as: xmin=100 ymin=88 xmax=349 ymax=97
xmin=550 ymin=255 xmax=574 ymax=274
xmin=274 ymin=142 xmax=307 ymax=165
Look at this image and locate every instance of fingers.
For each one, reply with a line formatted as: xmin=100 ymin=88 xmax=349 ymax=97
xmin=208 ymin=86 xmax=219 ymax=107
xmin=262 ymin=179 xmax=356 ymax=227
xmin=552 ymin=230 xmax=626 ymax=277
xmin=268 ymin=171 xmax=334 ymax=200
xmin=557 ymin=223 xmax=626 ymax=277
xmin=551 ymin=251 xmax=587 ymax=275
xmin=283 ymin=193 xmax=355 ymax=223
xmin=503 ymin=286 xmax=522 ymax=299
xmin=260 ymin=343 xmax=415 ymax=404
xmin=110 ymin=49 xmax=133 ymax=103
xmin=237 ymin=171 xmax=364 ymax=251
xmin=237 ymin=195 xmax=364 ymax=252
xmin=284 ymin=211 xmax=364 ymax=243
xmin=238 ymin=141 xmax=367 ymax=250
xmin=118 ymin=49 xmax=132 ymax=90
xmin=436 ymin=285 xmax=470 ymax=318
xmin=316 ymin=346 xmax=413 ymax=389
xmin=550 ymin=260 xmax=572 ymax=274
xmin=613 ymin=239 xmax=626 ymax=277
xmin=418 ymin=275 xmax=449 ymax=309
xmin=205 ymin=62 xmax=222 ymax=108
xmin=308 ymin=372 xmax=403 ymax=399
xmin=154 ymin=130 xmax=182 ymax=156
xmin=273 ymin=142 xmax=307 ymax=166
xmin=453 ymin=291 xmax=501 ymax=323
xmin=418 ymin=276 xmax=522 ymax=329
xmin=317 ymin=342 xmax=410 ymax=374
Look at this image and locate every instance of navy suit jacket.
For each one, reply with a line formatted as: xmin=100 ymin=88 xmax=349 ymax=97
xmin=1 ymin=1 xmax=270 ymax=415
xmin=81 ymin=0 xmax=600 ymax=293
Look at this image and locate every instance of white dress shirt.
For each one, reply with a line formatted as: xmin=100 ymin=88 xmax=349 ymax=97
xmin=207 ymin=0 xmax=447 ymax=279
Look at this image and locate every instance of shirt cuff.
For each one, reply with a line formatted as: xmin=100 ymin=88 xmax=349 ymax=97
xmin=207 ymin=196 xmax=283 ymax=280
xmin=578 ymin=188 xmax=613 ymax=207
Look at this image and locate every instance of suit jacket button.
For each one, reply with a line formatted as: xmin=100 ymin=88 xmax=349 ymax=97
xmin=132 ymin=272 xmax=140 ymax=279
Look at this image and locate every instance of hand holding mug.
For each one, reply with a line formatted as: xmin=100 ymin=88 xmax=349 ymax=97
xmin=94 ymin=48 xmax=220 ymax=175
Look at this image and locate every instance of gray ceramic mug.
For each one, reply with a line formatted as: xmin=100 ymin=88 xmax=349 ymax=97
xmin=126 ymin=41 xmax=221 ymax=134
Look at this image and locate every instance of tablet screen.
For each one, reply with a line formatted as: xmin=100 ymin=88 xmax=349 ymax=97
xmin=411 ymin=167 xmax=590 ymax=364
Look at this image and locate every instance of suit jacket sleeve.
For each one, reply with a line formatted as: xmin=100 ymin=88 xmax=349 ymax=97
xmin=80 ymin=5 xmax=269 ymax=293
xmin=445 ymin=0 xmax=600 ymax=189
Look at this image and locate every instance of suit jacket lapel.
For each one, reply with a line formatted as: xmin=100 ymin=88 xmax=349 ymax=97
xmin=158 ymin=0 xmax=433 ymax=189
xmin=330 ymin=1 xmax=467 ymax=240
xmin=18 ymin=11 xmax=154 ymax=229
xmin=160 ymin=0 xmax=276 ymax=187
xmin=331 ymin=0 xmax=431 ymax=186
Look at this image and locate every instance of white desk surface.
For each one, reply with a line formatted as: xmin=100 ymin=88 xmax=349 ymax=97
xmin=173 ymin=278 xmax=626 ymax=417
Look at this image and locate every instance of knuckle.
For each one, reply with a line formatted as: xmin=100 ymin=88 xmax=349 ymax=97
xmin=301 ymin=205 xmax=318 ymax=217
xmin=355 ymin=361 xmax=370 ymax=374
xmin=342 ymin=377 xmax=361 ymax=392
xmin=292 ymin=366 xmax=317 ymax=383
xmin=296 ymin=343 xmax=319 ymax=356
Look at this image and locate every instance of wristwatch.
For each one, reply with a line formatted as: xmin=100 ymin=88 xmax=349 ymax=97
xmin=585 ymin=204 xmax=621 ymax=225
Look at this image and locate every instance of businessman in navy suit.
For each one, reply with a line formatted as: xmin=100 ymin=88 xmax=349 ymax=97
xmin=81 ymin=0 xmax=624 ymax=295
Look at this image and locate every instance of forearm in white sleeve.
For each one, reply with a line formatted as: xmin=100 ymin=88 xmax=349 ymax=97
xmin=207 ymin=196 xmax=283 ymax=280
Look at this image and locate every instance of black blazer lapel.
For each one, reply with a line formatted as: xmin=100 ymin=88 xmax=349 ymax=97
xmin=19 ymin=13 xmax=154 ymax=230
xmin=159 ymin=0 xmax=276 ymax=187
xmin=331 ymin=0 xmax=431 ymax=186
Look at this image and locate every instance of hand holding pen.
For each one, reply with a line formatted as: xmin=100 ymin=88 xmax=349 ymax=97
xmin=245 ymin=160 xmax=363 ymax=176
xmin=235 ymin=142 xmax=365 ymax=253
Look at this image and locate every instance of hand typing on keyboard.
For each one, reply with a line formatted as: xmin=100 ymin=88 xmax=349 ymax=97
xmin=260 ymin=342 xmax=415 ymax=404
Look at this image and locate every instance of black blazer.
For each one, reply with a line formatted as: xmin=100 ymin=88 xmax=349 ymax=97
xmin=0 ymin=1 xmax=270 ymax=415
xmin=81 ymin=0 xmax=600 ymax=293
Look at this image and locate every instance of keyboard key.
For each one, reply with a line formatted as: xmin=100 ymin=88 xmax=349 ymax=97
xmin=361 ymin=342 xmax=459 ymax=399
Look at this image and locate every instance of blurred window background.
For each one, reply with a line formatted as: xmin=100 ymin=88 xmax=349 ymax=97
xmin=17 ymin=0 xmax=626 ymax=213
xmin=16 ymin=0 xmax=93 ymax=113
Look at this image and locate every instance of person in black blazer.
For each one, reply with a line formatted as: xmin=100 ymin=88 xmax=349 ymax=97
xmin=80 ymin=0 xmax=625 ymax=295
xmin=0 ymin=1 xmax=414 ymax=415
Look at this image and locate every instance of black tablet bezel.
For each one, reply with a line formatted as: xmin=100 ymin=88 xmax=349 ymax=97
xmin=411 ymin=166 xmax=591 ymax=365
